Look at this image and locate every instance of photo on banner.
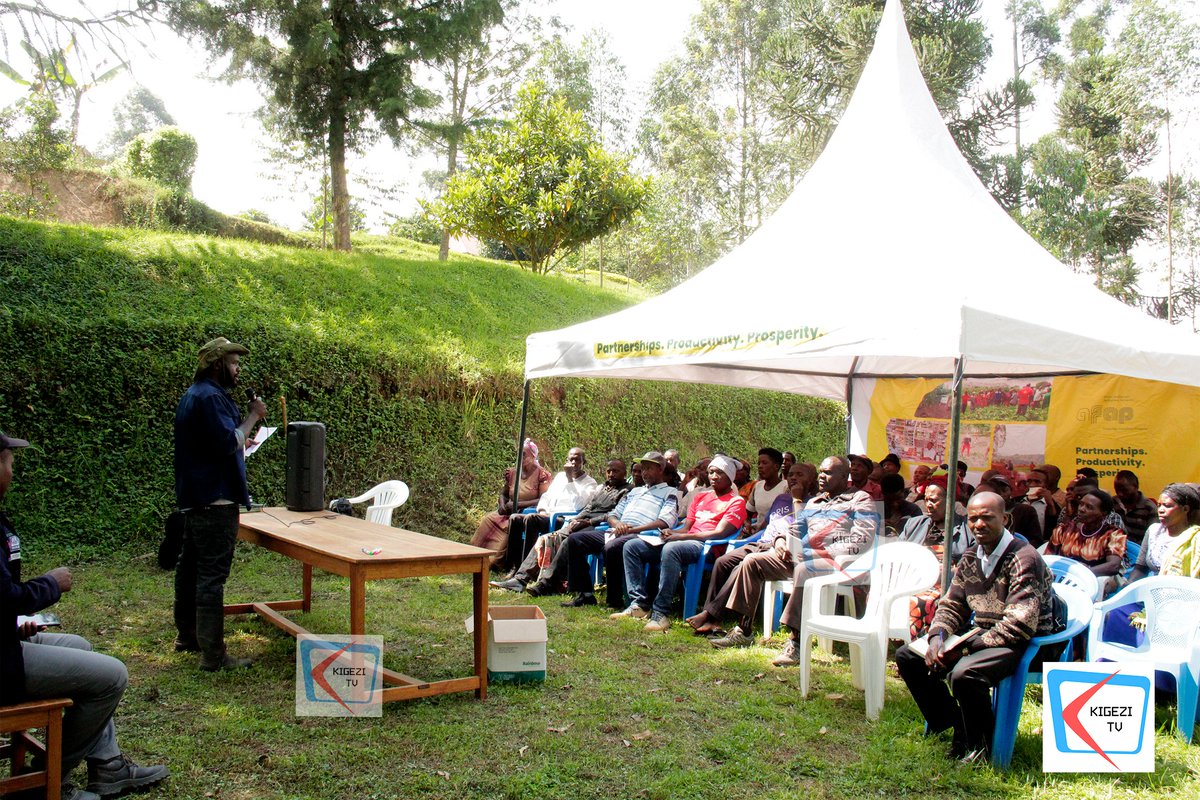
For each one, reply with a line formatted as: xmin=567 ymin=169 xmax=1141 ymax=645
xmin=864 ymin=375 xmax=1200 ymax=490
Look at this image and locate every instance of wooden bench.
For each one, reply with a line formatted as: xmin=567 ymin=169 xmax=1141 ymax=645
xmin=0 ymin=698 xmax=72 ymax=799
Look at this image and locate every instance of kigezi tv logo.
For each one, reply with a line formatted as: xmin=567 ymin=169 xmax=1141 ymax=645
xmin=1043 ymin=663 xmax=1155 ymax=772
xmin=296 ymin=634 xmax=384 ymax=718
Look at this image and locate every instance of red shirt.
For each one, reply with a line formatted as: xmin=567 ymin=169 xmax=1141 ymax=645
xmin=687 ymin=490 xmax=748 ymax=536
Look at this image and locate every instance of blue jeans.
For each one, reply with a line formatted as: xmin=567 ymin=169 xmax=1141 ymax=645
xmin=624 ymin=537 xmax=704 ymax=616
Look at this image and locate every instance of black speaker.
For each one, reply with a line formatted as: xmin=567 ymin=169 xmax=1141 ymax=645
xmin=286 ymin=421 xmax=325 ymax=511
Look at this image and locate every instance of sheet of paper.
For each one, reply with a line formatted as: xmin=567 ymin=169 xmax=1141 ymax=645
xmin=244 ymin=426 xmax=278 ymax=458
xmin=638 ymin=534 xmax=664 ymax=547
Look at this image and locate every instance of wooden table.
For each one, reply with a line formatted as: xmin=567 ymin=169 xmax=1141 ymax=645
xmin=230 ymin=507 xmax=493 ymax=703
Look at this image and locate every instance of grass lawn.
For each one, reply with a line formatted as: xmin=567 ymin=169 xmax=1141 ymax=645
xmin=30 ymin=545 xmax=1200 ymax=800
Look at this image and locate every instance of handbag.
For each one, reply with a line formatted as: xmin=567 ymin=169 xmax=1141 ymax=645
xmin=158 ymin=510 xmax=185 ymax=570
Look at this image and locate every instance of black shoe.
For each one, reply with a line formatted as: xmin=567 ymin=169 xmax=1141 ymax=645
xmin=526 ymin=582 xmax=549 ymax=597
xmin=86 ymin=754 xmax=170 ymax=796
xmin=561 ymin=594 xmax=597 ymax=607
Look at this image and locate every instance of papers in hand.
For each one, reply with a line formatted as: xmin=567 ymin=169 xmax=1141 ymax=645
xmin=907 ymin=627 xmax=982 ymax=658
xmin=244 ymin=426 xmax=278 ymax=458
xmin=17 ymin=612 xmax=61 ymax=629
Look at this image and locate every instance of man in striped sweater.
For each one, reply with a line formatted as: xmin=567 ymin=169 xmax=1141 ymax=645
xmin=895 ymin=491 xmax=1056 ymax=762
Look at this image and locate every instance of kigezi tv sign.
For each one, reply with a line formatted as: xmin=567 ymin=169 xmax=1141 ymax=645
xmin=1043 ymin=663 xmax=1155 ymax=772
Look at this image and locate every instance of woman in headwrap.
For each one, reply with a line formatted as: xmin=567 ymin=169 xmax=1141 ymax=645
xmin=471 ymin=439 xmax=552 ymax=568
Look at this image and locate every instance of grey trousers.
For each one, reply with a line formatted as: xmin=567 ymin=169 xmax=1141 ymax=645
xmin=21 ymin=632 xmax=125 ymax=783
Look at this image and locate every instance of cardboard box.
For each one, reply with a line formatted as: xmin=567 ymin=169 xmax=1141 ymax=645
xmin=465 ymin=606 xmax=548 ymax=684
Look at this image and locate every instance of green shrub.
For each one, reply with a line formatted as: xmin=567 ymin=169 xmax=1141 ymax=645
xmin=387 ymin=211 xmax=442 ymax=245
xmin=0 ymin=216 xmax=843 ymax=555
xmin=123 ymin=126 xmax=198 ymax=190
xmin=0 ymin=96 xmax=71 ymax=219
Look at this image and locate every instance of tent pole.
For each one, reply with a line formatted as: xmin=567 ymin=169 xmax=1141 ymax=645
xmin=941 ymin=357 xmax=965 ymax=591
xmin=845 ymin=357 xmax=861 ymax=452
xmin=512 ymin=380 xmax=531 ymax=509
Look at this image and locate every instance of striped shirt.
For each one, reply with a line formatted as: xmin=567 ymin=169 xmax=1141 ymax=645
xmin=611 ymin=482 xmax=679 ymax=530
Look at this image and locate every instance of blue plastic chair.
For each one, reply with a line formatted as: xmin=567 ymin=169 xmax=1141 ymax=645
xmin=989 ymin=583 xmax=1095 ymax=768
xmin=1087 ymin=575 xmax=1200 ymax=743
xmin=679 ymin=527 xmax=743 ymax=618
xmin=1123 ymin=540 xmax=1141 ymax=580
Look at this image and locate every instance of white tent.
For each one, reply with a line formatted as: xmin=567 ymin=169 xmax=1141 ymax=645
xmin=524 ymin=0 xmax=1200 ymax=403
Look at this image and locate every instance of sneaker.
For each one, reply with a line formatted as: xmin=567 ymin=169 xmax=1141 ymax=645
xmin=710 ymin=626 xmax=754 ymax=649
xmin=609 ymin=605 xmax=648 ymax=620
xmin=644 ymin=612 xmax=670 ymax=632
xmin=771 ymin=637 xmax=801 ymax=667
xmin=561 ymin=594 xmax=597 ymax=608
xmin=489 ymin=578 xmax=525 ymax=592
xmin=86 ymin=754 xmax=170 ymax=796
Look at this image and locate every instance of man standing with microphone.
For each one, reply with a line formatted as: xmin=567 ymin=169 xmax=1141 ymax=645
xmin=173 ymin=337 xmax=266 ymax=671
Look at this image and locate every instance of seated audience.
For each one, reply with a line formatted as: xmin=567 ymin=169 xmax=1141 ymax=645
xmin=879 ymin=453 xmax=902 ymax=476
xmin=560 ymin=452 xmax=679 ymax=609
xmin=765 ymin=462 xmax=816 ymax=523
xmin=503 ymin=447 xmax=597 ymax=572
xmin=1019 ymin=467 xmax=1061 ymax=545
xmin=781 ymin=451 xmax=797 ymax=474
xmin=615 ymin=455 xmax=747 ymax=632
xmin=895 ymin=492 xmax=1057 ymax=762
xmin=705 ymin=456 xmax=877 ymax=666
xmin=1112 ymin=469 xmax=1158 ymax=546
xmin=1 ymin=430 xmax=168 ymax=800
xmin=664 ymin=449 xmax=681 ymax=472
xmin=747 ymin=448 xmax=788 ymax=534
xmin=848 ymin=454 xmax=883 ymax=501
xmin=492 ymin=459 xmax=629 ymax=595
xmin=679 ymin=458 xmax=713 ymax=517
xmin=899 ymin=483 xmax=972 ymax=640
xmin=1156 ymin=484 xmax=1200 ymax=578
xmin=471 ymin=439 xmax=552 ymax=569
xmin=1045 ymin=487 xmax=1127 ymax=596
xmin=686 ymin=460 xmax=816 ymax=636
xmin=978 ymin=475 xmax=1042 ymax=546
xmin=1039 ymin=463 xmax=1068 ymax=507
xmin=906 ymin=463 xmax=933 ymax=503
xmin=881 ymin=473 xmax=922 ymax=536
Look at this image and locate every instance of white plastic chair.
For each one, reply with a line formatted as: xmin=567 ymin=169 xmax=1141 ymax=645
xmin=1087 ymin=575 xmax=1200 ymax=742
xmin=763 ymin=553 xmax=859 ymax=650
xmin=348 ymin=480 xmax=410 ymax=527
xmin=797 ymin=542 xmax=940 ymax=721
xmin=1042 ymin=554 xmax=1102 ymax=601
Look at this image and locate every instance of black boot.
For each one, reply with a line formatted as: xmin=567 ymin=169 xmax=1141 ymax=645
xmin=196 ymin=607 xmax=251 ymax=671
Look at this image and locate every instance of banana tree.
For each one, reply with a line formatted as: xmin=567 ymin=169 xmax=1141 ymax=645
xmin=0 ymin=36 xmax=124 ymax=144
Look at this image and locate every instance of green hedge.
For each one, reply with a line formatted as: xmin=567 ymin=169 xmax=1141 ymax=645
xmin=0 ymin=216 xmax=843 ymax=556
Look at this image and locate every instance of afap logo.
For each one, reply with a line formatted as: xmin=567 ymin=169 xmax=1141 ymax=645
xmin=1043 ymin=662 xmax=1155 ymax=772
xmin=295 ymin=634 xmax=384 ymax=718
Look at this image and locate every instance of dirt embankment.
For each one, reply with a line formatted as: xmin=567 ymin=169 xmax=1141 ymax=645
xmin=0 ymin=169 xmax=124 ymax=225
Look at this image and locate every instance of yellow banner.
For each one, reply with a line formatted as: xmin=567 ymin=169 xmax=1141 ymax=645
xmin=865 ymin=375 xmax=1200 ymax=495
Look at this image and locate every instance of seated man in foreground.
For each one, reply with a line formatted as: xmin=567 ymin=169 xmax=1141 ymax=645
xmin=894 ymin=492 xmax=1056 ymax=762
xmin=615 ymin=455 xmax=747 ymax=632
xmin=1 ymin=430 xmax=169 ymax=800
xmin=561 ymin=452 xmax=679 ymax=609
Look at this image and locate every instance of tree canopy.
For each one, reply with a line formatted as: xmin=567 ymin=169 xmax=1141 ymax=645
xmin=166 ymin=0 xmax=502 ymax=251
xmin=433 ymin=82 xmax=650 ymax=275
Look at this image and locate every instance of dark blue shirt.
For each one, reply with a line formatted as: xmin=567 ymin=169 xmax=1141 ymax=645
xmin=174 ymin=378 xmax=250 ymax=508
xmin=1 ymin=513 xmax=62 ymax=703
